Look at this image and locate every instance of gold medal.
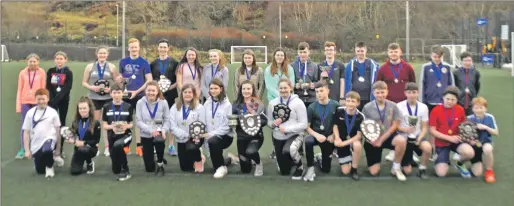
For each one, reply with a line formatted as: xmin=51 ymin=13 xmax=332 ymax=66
xmin=448 ymin=129 xmax=453 ymax=135
xmin=183 ymin=121 xmax=186 ymax=126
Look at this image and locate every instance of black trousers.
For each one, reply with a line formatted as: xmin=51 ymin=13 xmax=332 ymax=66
xmin=207 ymin=135 xmax=233 ymax=170
xmin=33 ymin=139 xmax=55 ymax=174
xmin=177 ymin=139 xmax=205 ymax=172
xmin=50 ymin=99 xmax=69 ymax=154
xmin=141 ymin=137 xmax=165 ymax=172
xmin=273 ymin=135 xmax=304 ymax=175
xmin=305 ymin=135 xmax=334 ymax=173
xmin=108 ymin=135 xmax=132 ymax=174
xmin=70 ymin=146 xmax=97 ymax=175
xmin=237 ymin=137 xmax=264 ymax=173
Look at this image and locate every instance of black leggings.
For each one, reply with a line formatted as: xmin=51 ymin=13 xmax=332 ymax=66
xmin=33 ymin=140 xmax=56 ymax=174
xmin=237 ymin=137 xmax=264 ymax=173
xmin=177 ymin=139 xmax=205 ymax=172
xmin=108 ymin=135 xmax=132 ymax=174
xmin=207 ymin=135 xmax=233 ymax=170
xmin=70 ymin=146 xmax=97 ymax=175
xmin=141 ymin=137 xmax=166 ymax=172
xmin=305 ymin=135 xmax=334 ymax=173
xmin=273 ymin=135 xmax=304 ymax=175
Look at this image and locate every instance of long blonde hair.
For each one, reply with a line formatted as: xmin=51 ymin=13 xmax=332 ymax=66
xmin=208 ymin=49 xmax=226 ymax=70
xmin=175 ymin=83 xmax=199 ymax=111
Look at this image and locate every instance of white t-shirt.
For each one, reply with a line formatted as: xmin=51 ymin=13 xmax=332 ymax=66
xmin=397 ymin=100 xmax=429 ymax=138
xmin=22 ymin=106 xmax=61 ymax=153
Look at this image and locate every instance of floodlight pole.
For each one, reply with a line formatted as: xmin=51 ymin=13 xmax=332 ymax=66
xmin=122 ymin=1 xmax=126 ymax=58
xmin=406 ymin=1 xmax=410 ymax=61
xmin=279 ymin=3 xmax=282 ymax=48
xmin=116 ymin=4 xmax=119 ymax=47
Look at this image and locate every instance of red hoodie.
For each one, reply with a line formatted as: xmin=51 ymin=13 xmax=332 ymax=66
xmin=376 ymin=59 xmax=416 ymax=103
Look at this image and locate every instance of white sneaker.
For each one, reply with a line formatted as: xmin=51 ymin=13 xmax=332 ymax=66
xmin=104 ymin=149 xmax=110 ymax=157
xmin=96 ymin=150 xmax=100 ymax=156
xmin=303 ymin=166 xmax=316 ymax=182
xmin=254 ymin=162 xmax=263 ymax=177
xmin=385 ymin=151 xmax=395 ymax=162
xmin=452 ymin=153 xmax=461 ymax=161
xmin=413 ymin=155 xmax=420 ymax=163
xmin=54 ymin=156 xmax=65 ymax=167
xmin=213 ymin=166 xmax=228 ymax=179
xmin=429 ymin=153 xmax=438 ymax=162
xmin=391 ymin=167 xmax=407 ymax=181
xmin=227 ymin=152 xmax=239 ymax=165
xmin=45 ymin=167 xmax=55 ymax=178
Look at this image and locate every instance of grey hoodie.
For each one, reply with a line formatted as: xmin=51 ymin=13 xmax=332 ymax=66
xmin=203 ymin=97 xmax=233 ymax=138
xmin=267 ymin=94 xmax=308 ymax=140
xmin=135 ymin=97 xmax=171 ymax=138
xmin=169 ymin=102 xmax=206 ymax=143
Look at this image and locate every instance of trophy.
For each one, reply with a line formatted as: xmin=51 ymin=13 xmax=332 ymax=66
xmin=94 ymin=79 xmax=110 ymax=96
xmin=273 ymin=104 xmax=291 ymax=123
xmin=113 ymin=121 xmax=128 ymax=135
xmin=239 ymin=114 xmax=261 ymax=136
xmin=122 ymin=77 xmax=133 ymax=99
xmin=407 ymin=116 xmax=419 ymax=143
xmin=189 ymin=121 xmax=206 ymax=144
xmin=319 ymin=65 xmax=333 ymax=84
xmin=459 ymin=121 xmax=481 ymax=147
xmin=360 ymin=119 xmax=381 ymax=143
xmin=299 ymin=79 xmax=309 ymax=96
xmin=60 ymin=126 xmax=76 ymax=141
xmin=152 ymin=119 xmax=165 ymax=143
xmin=158 ymin=75 xmax=172 ymax=93
xmin=227 ymin=114 xmax=239 ymax=128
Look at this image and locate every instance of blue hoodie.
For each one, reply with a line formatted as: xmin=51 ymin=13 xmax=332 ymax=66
xmin=344 ymin=58 xmax=379 ymax=101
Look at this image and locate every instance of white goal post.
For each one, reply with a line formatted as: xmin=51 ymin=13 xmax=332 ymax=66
xmin=441 ymin=44 xmax=467 ymax=68
xmin=230 ymin=46 xmax=268 ymax=64
xmin=1 ymin=45 xmax=10 ymax=62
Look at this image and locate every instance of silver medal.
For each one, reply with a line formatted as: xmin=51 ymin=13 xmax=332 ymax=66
xmin=329 ymin=79 xmax=334 ymax=84
xmin=320 ymin=125 xmax=325 ymax=130
xmin=131 ymin=74 xmax=136 ymax=79
xmin=56 ymin=87 xmax=61 ymax=92
xmin=437 ymin=82 xmax=442 ymax=87
xmin=358 ymin=76 xmax=365 ymax=82
xmin=465 ymin=87 xmax=470 ymax=93
xmin=394 ymin=78 xmax=399 ymax=83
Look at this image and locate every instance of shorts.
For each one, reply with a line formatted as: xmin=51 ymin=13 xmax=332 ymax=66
xmin=401 ymin=140 xmax=427 ymax=167
xmin=123 ymin=95 xmax=143 ymax=113
xmin=469 ymin=139 xmax=493 ymax=164
xmin=434 ymin=143 xmax=461 ymax=165
xmin=337 ymin=144 xmax=353 ymax=165
xmin=92 ymin=99 xmax=112 ymax=111
xmin=363 ymin=132 xmax=399 ymax=167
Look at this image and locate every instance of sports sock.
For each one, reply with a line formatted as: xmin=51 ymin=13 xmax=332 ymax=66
xmin=392 ymin=162 xmax=401 ymax=170
xmin=137 ymin=143 xmax=142 ymax=147
xmin=419 ymin=164 xmax=426 ymax=170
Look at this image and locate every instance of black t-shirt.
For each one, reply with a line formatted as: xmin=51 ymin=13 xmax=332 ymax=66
xmin=150 ymin=57 xmax=179 ymax=98
xmin=351 ymin=59 xmax=373 ymax=101
xmin=333 ymin=108 xmax=364 ymax=140
xmin=72 ymin=119 xmax=101 ymax=148
xmin=102 ymin=102 xmax=133 ymax=138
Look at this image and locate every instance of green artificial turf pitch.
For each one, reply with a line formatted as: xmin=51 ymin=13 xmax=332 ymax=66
xmin=1 ymin=62 xmax=513 ymax=206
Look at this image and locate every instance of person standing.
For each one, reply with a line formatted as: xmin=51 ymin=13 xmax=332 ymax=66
xmin=233 ymin=49 xmax=265 ymax=99
xmin=344 ymin=42 xmax=379 ymax=111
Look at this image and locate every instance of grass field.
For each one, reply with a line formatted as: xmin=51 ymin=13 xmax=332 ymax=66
xmin=1 ymin=61 xmax=513 ymax=206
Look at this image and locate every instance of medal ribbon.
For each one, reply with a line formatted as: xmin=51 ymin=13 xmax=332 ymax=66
xmin=280 ymin=95 xmax=292 ymax=106
xmin=298 ymin=57 xmax=307 ymax=81
xmin=78 ymin=119 xmax=90 ymax=140
xmin=28 ymin=69 xmax=37 ymax=90
xmin=389 ymin=63 xmax=402 ymax=80
xmin=55 ymin=67 xmax=65 ymax=87
xmin=245 ymin=67 xmax=251 ymax=80
xmin=211 ymin=100 xmax=220 ymax=120
xmin=32 ymin=107 xmax=48 ymax=128
xmin=159 ymin=58 xmax=169 ymax=76
xmin=406 ymin=102 xmax=418 ymax=116
xmin=462 ymin=68 xmax=471 ymax=109
xmin=431 ymin=61 xmax=443 ymax=83
xmin=317 ymin=102 xmax=329 ymax=128
xmin=211 ymin=64 xmax=220 ymax=78
xmin=187 ymin=63 xmax=197 ymax=80
xmin=345 ymin=110 xmax=357 ymax=136
xmin=112 ymin=103 xmax=123 ymax=122
xmin=375 ymin=101 xmax=387 ymax=126
xmin=97 ymin=62 xmax=106 ymax=80
xmin=444 ymin=107 xmax=456 ymax=132
xmin=324 ymin=60 xmax=336 ymax=80
xmin=145 ymin=102 xmax=159 ymax=120
xmin=356 ymin=60 xmax=366 ymax=78
xmin=182 ymin=104 xmax=191 ymax=121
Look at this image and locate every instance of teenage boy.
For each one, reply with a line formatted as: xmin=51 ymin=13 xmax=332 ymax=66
xmin=319 ymin=41 xmax=345 ymax=104
xmin=361 ymin=81 xmax=407 ymax=181
xmin=332 ymin=91 xmax=364 ymax=180
xmin=119 ymin=38 xmax=153 ymax=156
xmin=344 ymin=41 xmax=379 ymax=111
xmin=419 ymin=45 xmax=455 ymax=112
xmin=304 ymin=81 xmax=339 ymax=181
xmin=102 ymin=85 xmax=135 ymax=181
xmin=453 ymin=52 xmax=481 ymax=116
xmin=291 ymin=42 xmax=319 ymax=108
xmin=376 ymin=43 xmax=416 ymax=103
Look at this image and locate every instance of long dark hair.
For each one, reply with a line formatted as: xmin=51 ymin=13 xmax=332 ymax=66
xmin=239 ymin=49 xmax=258 ymax=75
xmin=177 ymin=47 xmax=202 ymax=79
xmin=270 ymin=47 xmax=290 ymax=76
xmin=71 ymin=97 xmax=96 ymax=134
xmin=209 ymin=78 xmax=227 ymax=102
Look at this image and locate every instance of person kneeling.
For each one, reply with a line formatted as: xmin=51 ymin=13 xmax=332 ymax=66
xmin=333 ymin=91 xmax=364 ymax=180
xmin=69 ymin=97 xmax=100 ymax=175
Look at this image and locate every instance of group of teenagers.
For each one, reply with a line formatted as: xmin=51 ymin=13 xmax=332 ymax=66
xmin=16 ymin=38 xmax=499 ymax=183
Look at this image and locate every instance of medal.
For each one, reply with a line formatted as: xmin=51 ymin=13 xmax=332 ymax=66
xmin=375 ymin=101 xmax=387 ymax=132
xmin=436 ymin=82 xmax=442 ymax=87
xmin=444 ymin=107 xmax=456 ymax=135
xmin=28 ymin=69 xmax=37 ymax=93
xmin=465 ymin=87 xmax=470 ymax=93
xmin=346 ymin=135 xmax=351 ymax=140
xmin=187 ymin=63 xmax=197 ymax=80
xmin=78 ymin=119 xmax=90 ymax=140
xmin=432 ymin=62 xmax=443 ymax=88
xmin=245 ymin=68 xmax=251 ymax=80
xmin=323 ymin=60 xmax=337 ymax=85
xmin=32 ymin=106 xmax=48 ymax=128
xmin=211 ymin=63 xmax=220 ymax=78
xmin=211 ymin=100 xmax=220 ymax=124
xmin=29 ymin=90 xmax=33 ymax=94
xmin=131 ymin=74 xmax=136 ymax=79
xmin=182 ymin=104 xmax=192 ymax=127
xmin=345 ymin=109 xmax=357 ymax=139
xmin=211 ymin=120 xmax=215 ymax=125
xmin=56 ymin=87 xmax=61 ymax=92
xmin=159 ymin=57 xmax=169 ymax=77
xmin=448 ymin=129 xmax=453 ymax=135
xmin=183 ymin=121 xmax=187 ymax=126
xmin=160 ymin=75 xmax=166 ymax=79
xmin=317 ymin=102 xmax=329 ymax=132
xmin=394 ymin=78 xmax=399 ymax=83
xmin=55 ymin=67 xmax=65 ymax=91
xmin=358 ymin=76 xmax=365 ymax=82
xmin=320 ymin=125 xmax=325 ymax=130
xmin=356 ymin=60 xmax=366 ymax=83
xmin=329 ymin=79 xmax=334 ymax=84
xmin=145 ymin=101 xmax=159 ymax=123
xmin=390 ymin=63 xmax=402 ymax=84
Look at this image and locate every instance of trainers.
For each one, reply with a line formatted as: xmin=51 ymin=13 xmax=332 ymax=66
xmin=417 ymin=169 xmax=428 ymax=179
xmin=155 ymin=162 xmax=165 ymax=176
xmin=104 ymin=147 xmax=110 ymax=157
xmin=413 ymin=155 xmax=420 ymax=163
xmin=86 ymin=161 xmax=95 ymax=174
xmin=303 ymin=166 xmax=316 ymax=182
xmin=269 ymin=150 xmax=276 ymax=159
xmin=136 ymin=146 xmax=143 ymax=156
xmin=455 ymin=163 xmax=472 ymax=178
xmin=45 ymin=167 xmax=55 ymax=178
xmin=484 ymin=169 xmax=496 ymax=183
xmin=227 ymin=152 xmax=240 ymax=165
xmin=452 ymin=153 xmax=461 ymax=161
xmin=96 ymin=150 xmax=100 ymax=156
xmin=429 ymin=153 xmax=438 ymax=162
xmin=391 ymin=167 xmax=407 ymax=181
xmin=167 ymin=145 xmax=178 ymax=156
xmin=54 ymin=156 xmax=65 ymax=167
xmin=292 ymin=165 xmax=304 ymax=180
xmin=351 ymin=168 xmax=360 ymax=181
xmin=15 ymin=148 xmax=25 ymax=159
xmin=385 ymin=151 xmax=395 ymax=162
xmin=124 ymin=146 xmax=131 ymax=155
xmin=117 ymin=171 xmax=131 ymax=181
xmin=213 ymin=166 xmax=228 ymax=179
xmin=60 ymin=152 xmax=66 ymax=159
xmin=254 ymin=162 xmax=263 ymax=177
